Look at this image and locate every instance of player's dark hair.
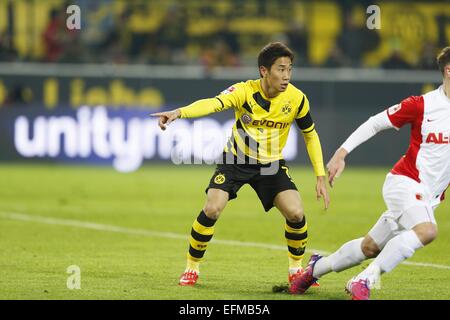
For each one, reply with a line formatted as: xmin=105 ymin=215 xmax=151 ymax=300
xmin=437 ymin=46 xmax=450 ymax=76
xmin=258 ymin=42 xmax=294 ymax=77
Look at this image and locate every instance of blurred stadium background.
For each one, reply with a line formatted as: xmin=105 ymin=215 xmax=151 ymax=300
xmin=0 ymin=0 xmax=449 ymax=300
xmin=0 ymin=0 xmax=449 ymax=169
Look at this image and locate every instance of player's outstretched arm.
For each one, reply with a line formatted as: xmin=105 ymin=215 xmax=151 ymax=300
xmin=150 ymin=97 xmax=230 ymax=131
xmin=326 ymin=147 xmax=348 ymax=187
xmin=150 ymin=109 xmax=181 ymax=131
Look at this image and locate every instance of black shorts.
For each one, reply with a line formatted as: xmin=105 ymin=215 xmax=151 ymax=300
xmin=206 ymin=155 xmax=298 ymax=212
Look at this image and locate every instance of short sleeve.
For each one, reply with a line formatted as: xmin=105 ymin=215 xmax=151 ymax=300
xmin=295 ymin=94 xmax=310 ymax=119
xmin=386 ymin=96 xmax=424 ymax=129
xmin=215 ymin=82 xmax=247 ymax=109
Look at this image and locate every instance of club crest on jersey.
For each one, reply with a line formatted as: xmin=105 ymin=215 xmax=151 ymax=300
xmin=388 ymin=104 xmax=401 ymax=115
xmin=214 ymin=173 xmax=226 ymax=184
xmin=241 ymin=114 xmax=252 ymax=124
xmin=220 ymin=86 xmax=236 ymax=95
xmin=282 ymin=105 xmax=292 ymax=115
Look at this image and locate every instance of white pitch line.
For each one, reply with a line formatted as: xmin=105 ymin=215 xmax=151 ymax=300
xmin=1 ymin=211 xmax=449 ymax=270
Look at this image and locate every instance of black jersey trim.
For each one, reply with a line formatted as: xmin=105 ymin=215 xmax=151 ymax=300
xmin=253 ymin=92 xmax=271 ymax=112
xmin=296 ymin=96 xmax=306 ymax=117
xmin=296 ymin=112 xmax=314 ymax=130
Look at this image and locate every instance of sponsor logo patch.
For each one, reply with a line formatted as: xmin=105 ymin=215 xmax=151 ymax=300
xmin=241 ymin=114 xmax=252 ymax=125
xmin=220 ymin=86 xmax=236 ymax=95
xmin=251 ymin=119 xmax=289 ymax=129
xmin=425 ymin=132 xmax=449 ymax=144
xmin=388 ymin=104 xmax=401 ymax=115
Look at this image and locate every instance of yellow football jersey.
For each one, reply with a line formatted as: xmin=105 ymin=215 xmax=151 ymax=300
xmin=216 ymin=79 xmax=314 ymax=163
xmin=179 ymin=79 xmax=324 ymax=176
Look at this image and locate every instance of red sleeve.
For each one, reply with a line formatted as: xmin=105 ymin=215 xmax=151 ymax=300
xmin=441 ymin=185 xmax=449 ymax=202
xmin=386 ymin=96 xmax=424 ymax=129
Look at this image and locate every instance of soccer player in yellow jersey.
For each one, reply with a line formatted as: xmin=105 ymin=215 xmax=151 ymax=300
xmin=151 ymin=42 xmax=330 ymax=286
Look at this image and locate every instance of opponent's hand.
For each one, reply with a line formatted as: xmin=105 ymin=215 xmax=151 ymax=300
xmin=326 ymin=148 xmax=348 ymax=187
xmin=150 ymin=109 xmax=181 ymax=130
xmin=316 ymin=175 xmax=330 ymax=210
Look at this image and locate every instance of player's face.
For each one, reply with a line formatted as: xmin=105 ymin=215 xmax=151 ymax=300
xmin=266 ymin=57 xmax=292 ymax=92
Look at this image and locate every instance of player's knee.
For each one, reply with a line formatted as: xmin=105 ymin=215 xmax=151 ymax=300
xmin=285 ymin=207 xmax=304 ymax=223
xmin=414 ymin=224 xmax=438 ymax=245
xmin=361 ymin=237 xmax=380 ymax=258
xmin=203 ymin=203 xmax=224 ymax=220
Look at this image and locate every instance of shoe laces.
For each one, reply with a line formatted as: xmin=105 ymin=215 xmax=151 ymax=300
xmin=183 ymin=270 xmax=198 ymax=279
xmin=357 ymin=279 xmax=369 ymax=288
xmin=354 ymin=279 xmax=370 ymax=294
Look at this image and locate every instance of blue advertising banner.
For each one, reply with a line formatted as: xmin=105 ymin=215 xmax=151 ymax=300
xmin=0 ymin=105 xmax=300 ymax=172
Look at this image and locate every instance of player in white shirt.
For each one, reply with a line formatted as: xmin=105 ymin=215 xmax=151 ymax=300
xmin=290 ymin=47 xmax=450 ymax=300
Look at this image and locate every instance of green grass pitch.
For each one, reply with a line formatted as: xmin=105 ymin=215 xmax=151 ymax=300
xmin=0 ymin=164 xmax=448 ymax=300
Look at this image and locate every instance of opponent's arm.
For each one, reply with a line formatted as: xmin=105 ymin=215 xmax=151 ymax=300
xmin=327 ymin=110 xmax=394 ymax=186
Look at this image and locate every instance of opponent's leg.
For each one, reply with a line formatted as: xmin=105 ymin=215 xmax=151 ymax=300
xmin=348 ymin=206 xmax=437 ymax=299
xmin=354 ymin=222 xmax=436 ymax=285
xmin=289 ymin=237 xmax=368 ymax=294
xmin=311 ymin=208 xmax=402 ymax=280
xmin=179 ymin=188 xmax=228 ymax=286
xmin=290 ymin=212 xmax=393 ymax=294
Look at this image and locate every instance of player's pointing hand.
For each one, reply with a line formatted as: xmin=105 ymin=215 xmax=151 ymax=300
xmin=326 ymin=147 xmax=348 ymax=187
xmin=150 ymin=109 xmax=181 ymax=131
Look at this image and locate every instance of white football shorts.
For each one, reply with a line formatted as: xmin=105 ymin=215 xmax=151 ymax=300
xmin=368 ymin=173 xmax=437 ymax=249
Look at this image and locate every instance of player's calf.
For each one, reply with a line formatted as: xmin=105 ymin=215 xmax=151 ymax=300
xmin=361 ymin=236 xmax=381 ymax=258
xmin=413 ymin=222 xmax=438 ymax=246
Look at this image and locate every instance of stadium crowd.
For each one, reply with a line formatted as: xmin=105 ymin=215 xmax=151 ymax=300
xmin=0 ymin=0 xmax=448 ymax=70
